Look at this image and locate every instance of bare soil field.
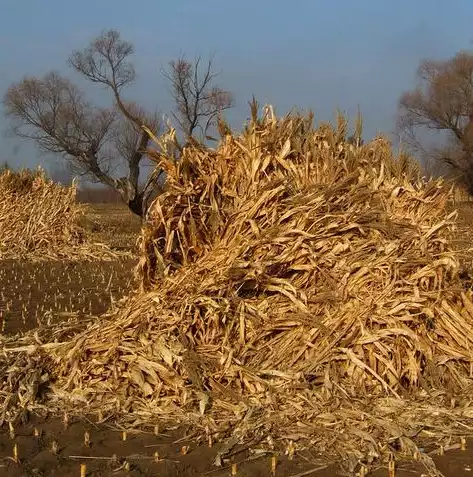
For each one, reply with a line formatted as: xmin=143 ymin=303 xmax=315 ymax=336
xmin=0 ymin=259 xmax=136 ymax=336
xmin=2 ymin=203 xmax=473 ymax=476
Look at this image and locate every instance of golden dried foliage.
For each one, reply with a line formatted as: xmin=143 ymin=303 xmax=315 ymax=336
xmin=0 ymin=168 xmax=117 ymax=260
xmin=3 ymin=106 xmax=473 ymax=472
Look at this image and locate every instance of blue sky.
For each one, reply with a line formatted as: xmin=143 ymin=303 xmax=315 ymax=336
xmin=1 ymin=0 xmax=472 ymax=173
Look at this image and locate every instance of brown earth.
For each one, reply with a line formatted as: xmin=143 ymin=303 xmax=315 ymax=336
xmin=2 ymin=203 xmax=473 ymax=476
xmin=0 ymin=259 xmax=136 ymax=336
xmin=0 ymin=415 xmax=338 ymax=477
xmin=1 ymin=417 xmax=473 ymax=477
xmin=3 ymin=415 xmax=473 ymax=477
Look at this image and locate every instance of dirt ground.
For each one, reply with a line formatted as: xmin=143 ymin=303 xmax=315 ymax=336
xmin=2 ymin=418 xmax=473 ymax=477
xmin=2 ymin=202 xmax=473 ymax=476
xmin=3 ymin=417 xmax=473 ymax=477
xmin=0 ymin=259 xmax=136 ymax=336
xmin=0 ymin=415 xmax=338 ymax=477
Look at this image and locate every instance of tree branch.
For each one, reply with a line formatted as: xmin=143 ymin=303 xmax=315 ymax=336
xmin=162 ymin=55 xmax=234 ymax=141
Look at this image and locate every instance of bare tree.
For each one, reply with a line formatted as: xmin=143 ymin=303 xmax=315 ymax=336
xmin=162 ymin=55 xmax=234 ymax=141
xmin=3 ymin=30 xmax=163 ymax=217
xmin=397 ymin=51 xmax=473 ymax=193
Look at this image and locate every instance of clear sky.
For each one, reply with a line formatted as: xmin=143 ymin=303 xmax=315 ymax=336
xmin=1 ymin=0 xmax=473 ymax=173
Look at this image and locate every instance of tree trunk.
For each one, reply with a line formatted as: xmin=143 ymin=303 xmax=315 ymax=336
xmin=126 ymin=193 xmax=146 ymax=218
xmin=121 ymin=187 xmax=158 ymax=219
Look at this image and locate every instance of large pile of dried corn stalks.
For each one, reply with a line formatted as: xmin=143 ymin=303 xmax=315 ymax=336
xmin=3 ymin=106 xmax=473 ymax=474
xmin=0 ymin=168 xmax=118 ymax=260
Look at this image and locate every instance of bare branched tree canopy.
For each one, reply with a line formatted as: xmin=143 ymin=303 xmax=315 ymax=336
xmin=397 ymin=51 xmax=473 ymax=191
xmin=3 ymin=29 xmax=234 ymax=217
xmin=162 ymin=55 xmax=234 ymax=140
xmin=5 ymin=72 xmax=117 ymax=177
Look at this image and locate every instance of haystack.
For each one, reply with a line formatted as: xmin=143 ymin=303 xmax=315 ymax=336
xmin=3 ymin=106 xmax=473 ymax=473
xmin=0 ymin=167 xmax=117 ymax=260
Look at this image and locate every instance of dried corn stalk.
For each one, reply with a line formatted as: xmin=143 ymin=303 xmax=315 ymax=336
xmin=0 ymin=168 xmax=119 ymax=260
xmin=2 ymin=107 xmax=473 ymax=473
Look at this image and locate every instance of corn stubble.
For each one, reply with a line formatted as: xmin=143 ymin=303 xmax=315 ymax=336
xmin=0 ymin=168 xmax=119 ymax=260
xmin=3 ymin=104 xmax=473 ymax=473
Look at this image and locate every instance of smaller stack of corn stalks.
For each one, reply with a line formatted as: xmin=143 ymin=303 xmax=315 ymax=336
xmin=0 ymin=168 xmax=118 ymax=260
xmin=2 ymin=106 xmax=473 ymax=474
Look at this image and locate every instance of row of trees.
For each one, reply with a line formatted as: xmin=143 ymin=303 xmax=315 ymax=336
xmin=5 ymin=28 xmax=473 ymax=216
xmin=3 ymin=29 xmax=234 ymax=217
xmin=397 ymin=51 xmax=473 ymax=193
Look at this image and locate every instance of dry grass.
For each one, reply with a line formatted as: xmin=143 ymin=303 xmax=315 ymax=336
xmin=0 ymin=168 xmax=123 ymax=260
xmin=4 ymin=105 xmax=473 ymax=474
